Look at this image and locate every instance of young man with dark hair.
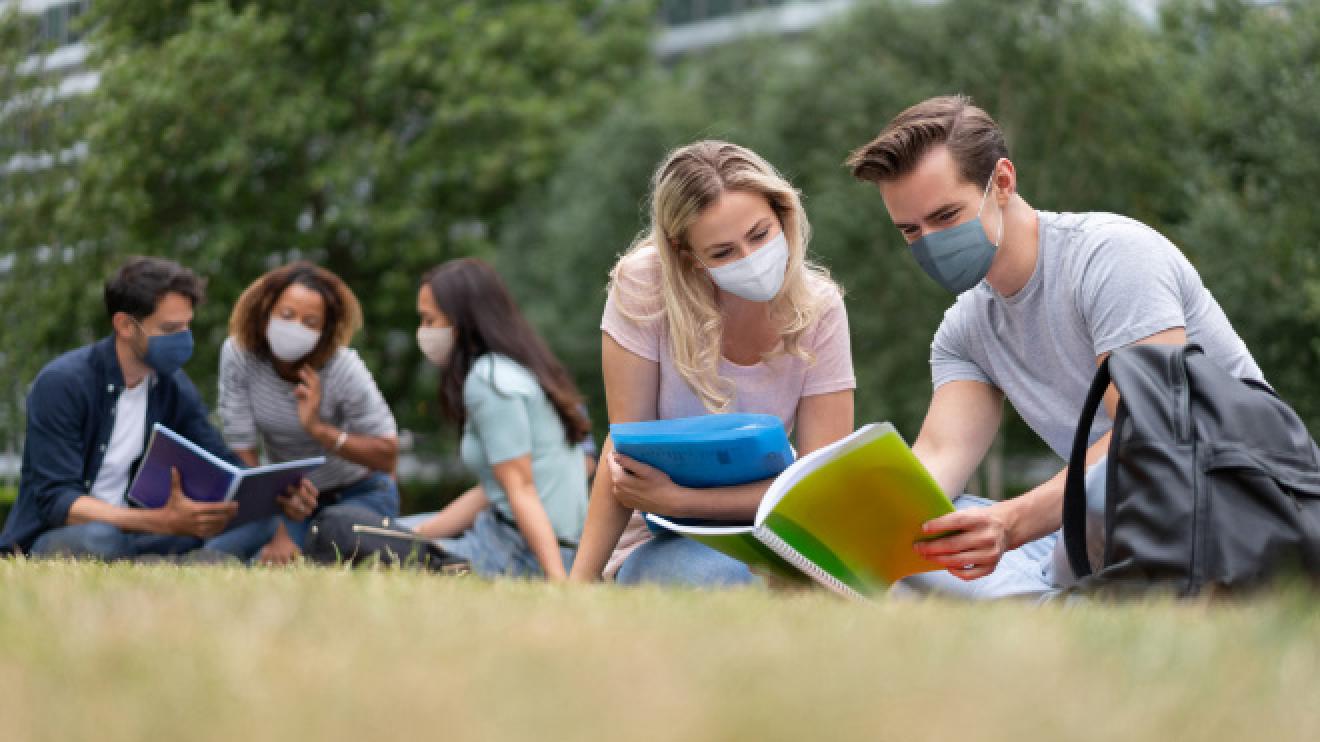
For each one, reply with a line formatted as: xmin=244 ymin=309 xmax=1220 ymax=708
xmin=846 ymin=95 xmax=1264 ymax=597
xmin=0 ymin=257 xmax=276 ymax=560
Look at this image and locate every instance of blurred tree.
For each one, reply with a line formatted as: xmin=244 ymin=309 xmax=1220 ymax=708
xmin=1161 ymin=0 xmax=1320 ymax=433
xmin=0 ymin=0 xmax=654 ymax=445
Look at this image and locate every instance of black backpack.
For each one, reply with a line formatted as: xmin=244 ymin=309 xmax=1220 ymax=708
xmin=305 ymin=505 xmax=470 ymax=574
xmin=1062 ymin=343 xmax=1320 ymax=596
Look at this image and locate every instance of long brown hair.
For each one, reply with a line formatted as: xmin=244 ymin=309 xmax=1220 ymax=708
xmin=423 ymin=258 xmax=589 ymax=444
xmin=229 ymin=261 xmax=363 ymax=370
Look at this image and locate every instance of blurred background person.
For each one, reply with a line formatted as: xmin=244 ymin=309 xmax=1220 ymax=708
xmin=219 ymin=262 xmax=399 ymax=564
xmin=400 ymin=258 xmax=589 ymax=580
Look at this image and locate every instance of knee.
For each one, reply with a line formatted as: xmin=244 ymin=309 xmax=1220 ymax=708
xmin=617 ymin=536 xmax=753 ymax=588
xmin=30 ymin=523 xmax=128 ymax=561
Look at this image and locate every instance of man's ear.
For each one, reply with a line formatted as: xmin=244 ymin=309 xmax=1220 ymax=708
xmin=110 ymin=312 xmax=138 ymax=341
xmin=993 ymin=158 xmax=1018 ymax=200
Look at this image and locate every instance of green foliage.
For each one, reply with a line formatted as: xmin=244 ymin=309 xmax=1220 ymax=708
xmin=0 ymin=0 xmax=654 ymax=442
xmin=5 ymin=0 xmax=1320 ymax=468
xmin=499 ymin=0 xmax=1320 ymax=452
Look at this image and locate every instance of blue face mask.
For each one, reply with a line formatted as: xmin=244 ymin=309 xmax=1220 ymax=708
xmin=909 ymin=169 xmax=1004 ymax=294
xmin=134 ymin=320 xmax=194 ymax=377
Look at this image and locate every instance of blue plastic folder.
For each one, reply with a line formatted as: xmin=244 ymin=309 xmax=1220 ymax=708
xmin=610 ymin=414 xmax=794 ymax=489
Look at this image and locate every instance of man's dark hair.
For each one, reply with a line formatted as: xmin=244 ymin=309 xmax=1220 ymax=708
xmin=846 ymin=94 xmax=1009 ymax=187
xmin=103 ymin=257 xmax=206 ymax=320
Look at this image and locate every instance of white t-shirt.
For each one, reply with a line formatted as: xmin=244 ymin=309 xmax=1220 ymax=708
xmin=89 ymin=379 xmax=150 ymax=507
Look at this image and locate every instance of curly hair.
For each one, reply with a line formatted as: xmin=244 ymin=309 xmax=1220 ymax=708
xmin=228 ymin=261 xmax=363 ymax=369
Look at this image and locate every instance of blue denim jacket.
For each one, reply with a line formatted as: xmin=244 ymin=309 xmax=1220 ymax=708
xmin=0 ymin=336 xmax=238 ymax=553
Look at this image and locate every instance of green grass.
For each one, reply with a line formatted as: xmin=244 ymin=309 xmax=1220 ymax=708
xmin=1 ymin=561 xmax=1318 ymax=742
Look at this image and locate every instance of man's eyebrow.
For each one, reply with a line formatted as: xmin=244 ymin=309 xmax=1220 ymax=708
xmin=895 ymin=201 xmax=963 ymax=230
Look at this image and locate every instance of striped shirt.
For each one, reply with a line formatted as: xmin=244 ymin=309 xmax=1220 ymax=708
xmin=218 ymin=337 xmax=398 ymax=492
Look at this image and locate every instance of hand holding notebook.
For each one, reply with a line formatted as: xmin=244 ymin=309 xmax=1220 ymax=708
xmin=127 ymin=424 xmax=325 ymax=527
xmin=613 ymin=417 xmax=955 ymax=598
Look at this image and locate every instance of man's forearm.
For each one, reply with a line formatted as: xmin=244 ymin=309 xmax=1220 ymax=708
xmin=66 ymin=496 xmax=167 ymax=534
xmin=1002 ymin=431 xmax=1112 ymax=548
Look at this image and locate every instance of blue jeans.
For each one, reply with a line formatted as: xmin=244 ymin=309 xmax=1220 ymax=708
xmin=29 ymin=517 xmax=278 ymax=562
xmin=400 ymin=508 xmax=575 ymax=579
xmin=615 ymin=531 xmax=755 ymax=588
xmin=891 ymin=460 xmax=1109 ymax=601
xmin=283 ymin=473 xmax=399 ymax=549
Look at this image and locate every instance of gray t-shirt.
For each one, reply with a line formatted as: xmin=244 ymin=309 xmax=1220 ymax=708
xmin=931 ymin=210 xmax=1264 ymax=459
xmin=219 ymin=338 xmax=398 ymax=492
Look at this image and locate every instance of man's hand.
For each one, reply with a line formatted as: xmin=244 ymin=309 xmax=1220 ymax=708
xmin=258 ymin=523 xmax=301 ymax=566
xmin=294 ymin=366 xmax=324 ymax=435
xmin=278 ymin=478 xmax=319 ymax=522
xmin=159 ymin=467 xmax=238 ymax=539
xmin=912 ymin=502 xmax=1014 ymax=581
xmin=608 ymin=452 xmax=683 ymax=512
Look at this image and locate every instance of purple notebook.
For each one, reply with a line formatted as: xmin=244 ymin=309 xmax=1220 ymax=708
xmin=126 ymin=424 xmax=325 ymax=526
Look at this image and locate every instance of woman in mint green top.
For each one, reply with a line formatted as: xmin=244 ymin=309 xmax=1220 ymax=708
xmin=409 ymin=258 xmax=591 ymax=579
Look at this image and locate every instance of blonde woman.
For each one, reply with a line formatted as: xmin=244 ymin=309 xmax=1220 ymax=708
xmin=568 ymin=141 xmax=856 ymax=586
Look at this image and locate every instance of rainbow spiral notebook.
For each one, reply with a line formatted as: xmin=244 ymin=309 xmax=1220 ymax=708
xmin=644 ymin=423 xmax=955 ymax=599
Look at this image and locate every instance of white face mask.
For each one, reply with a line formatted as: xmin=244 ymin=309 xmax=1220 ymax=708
xmin=705 ymin=231 xmax=790 ymax=302
xmin=417 ymin=326 xmax=455 ymax=367
xmin=266 ymin=317 xmax=321 ymax=362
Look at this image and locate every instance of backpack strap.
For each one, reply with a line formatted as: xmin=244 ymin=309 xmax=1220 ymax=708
xmin=1063 ymin=355 xmax=1113 ymax=579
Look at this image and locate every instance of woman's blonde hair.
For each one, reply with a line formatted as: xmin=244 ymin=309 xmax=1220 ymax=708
xmin=609 ymin=140 xmax=841 ymax=412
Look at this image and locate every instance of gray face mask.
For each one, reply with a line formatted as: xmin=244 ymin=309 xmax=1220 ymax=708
xmin=909 ymin=169 xmax=1004 ymax=294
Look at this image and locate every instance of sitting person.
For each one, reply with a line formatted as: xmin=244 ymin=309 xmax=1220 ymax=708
xmin=567 ymin=140 xmax=856 ymax=587
xmin=401 ymin=258 xmax=589 ymax=580
xmin=844 ymin=95 xmax=1266 ymax=597
xmin=218 ymin=262 xmax=399 ymax=564
xmin=0 ymin=257 xmax=274 ymax=561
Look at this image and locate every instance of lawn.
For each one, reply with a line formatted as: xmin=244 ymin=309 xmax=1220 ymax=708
xmin=1 ymin=560 xmax=1317 ymax=742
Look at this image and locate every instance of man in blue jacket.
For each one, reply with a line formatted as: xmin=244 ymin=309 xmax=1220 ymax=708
xmin=0 ymin=257 xmax=275 ymax=560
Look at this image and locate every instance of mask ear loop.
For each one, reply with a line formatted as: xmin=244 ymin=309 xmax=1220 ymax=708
xmin=976 ymin=159 xmax=1007 ymax=249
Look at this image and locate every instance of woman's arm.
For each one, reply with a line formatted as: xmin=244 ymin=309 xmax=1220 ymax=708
xmin=492 ymin=457 xmax=569 ymax=580
xmin=606 ymin=388 xmax=856 ymax=519
xmin=294 ymin=365 xmax=399 ymax=472
xmin=413 ymin=485 xmax=488 ymax=540
xmin=306 ymin=423 xmax=399 ymax=473
xmin=568 ymin=333 xmax=660 ymax=582
xmin=793 ymin=389 xmax=855 ymax=456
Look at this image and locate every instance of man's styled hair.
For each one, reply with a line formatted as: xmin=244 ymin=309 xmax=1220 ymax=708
xmin=846 ymin=94 xmax=1009 ymax=187
xmin=104 ymin=257 xmax=205 ymax=320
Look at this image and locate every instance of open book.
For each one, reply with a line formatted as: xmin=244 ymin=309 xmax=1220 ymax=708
xmin=644 ymin=423 xmax=955 ymax=599
xmin=126 ymin=424 xmax=325 ymax=526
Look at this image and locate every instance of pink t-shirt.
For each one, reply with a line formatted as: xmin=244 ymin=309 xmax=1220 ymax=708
xmin=600 ymin=247 xmax=856 ymax=576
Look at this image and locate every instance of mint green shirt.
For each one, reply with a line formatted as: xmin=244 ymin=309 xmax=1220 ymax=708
xmin=459 ymin=354 xmax=588 ymax=541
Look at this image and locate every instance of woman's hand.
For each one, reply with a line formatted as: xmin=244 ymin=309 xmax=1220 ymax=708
xmin=278 ymin=478 xmax=319 ymax=522
xmin=293 ymin=366 xmax=323 ymax=435
xmin=607 ymin=452 xmax=685 ymax=513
